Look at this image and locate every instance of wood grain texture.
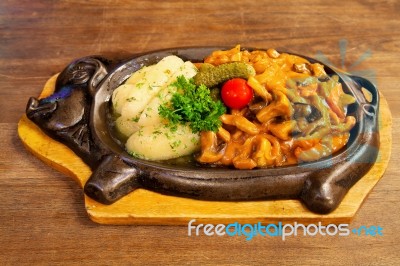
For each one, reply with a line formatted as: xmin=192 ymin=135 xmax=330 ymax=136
xmin=1 ymin=0 xmax=399 ymax=264
xmin=17 ymin=74 xmax=392 ymax=225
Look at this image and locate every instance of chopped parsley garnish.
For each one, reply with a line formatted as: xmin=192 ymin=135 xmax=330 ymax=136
xmin=127 ymin=96 xmax=137 ymax=102
xmin=158 ymin=75 xmax=226 ymax=133
xmin=128 ymin=151 xmax=145 ymax=159
xmin=131 ymin=116 xmax=140 ymax=122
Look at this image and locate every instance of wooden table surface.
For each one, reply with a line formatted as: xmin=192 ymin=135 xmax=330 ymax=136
xmin=1 ymin=0 xmax=399 ymax=264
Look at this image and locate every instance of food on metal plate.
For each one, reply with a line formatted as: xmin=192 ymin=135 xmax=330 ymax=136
xmin=111 ymin=45 xmax=356 ymax=169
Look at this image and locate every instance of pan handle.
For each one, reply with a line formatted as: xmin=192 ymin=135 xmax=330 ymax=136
xmin=300 ymin=74 xmax=380 ymax=213
xmin=350 ymin=75 xmax=379 ymax=132
xmin=84 ymin=154 xmax=141 ymax=204
xmin=350 ymin=75 xmax=379 ymax=106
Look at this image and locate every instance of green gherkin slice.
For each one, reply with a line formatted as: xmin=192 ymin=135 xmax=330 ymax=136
xmin=193 ymin=62 xmax=256 ymax=87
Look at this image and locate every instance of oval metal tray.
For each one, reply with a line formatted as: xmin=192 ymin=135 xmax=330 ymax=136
xmin=26 ymin=47 xmax=380 ymax=214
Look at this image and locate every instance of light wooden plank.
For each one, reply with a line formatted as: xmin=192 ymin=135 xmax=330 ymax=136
xmin=18 ymin=74 xmax=392 ymax=225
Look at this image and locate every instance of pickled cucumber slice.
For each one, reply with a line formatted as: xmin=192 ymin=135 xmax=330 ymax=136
xmin=193 ymin=62 xmax=255 ymax=87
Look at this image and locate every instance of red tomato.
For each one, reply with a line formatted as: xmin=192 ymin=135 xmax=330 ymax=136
xmin=221 ymin=78 xmax=254 ymax=109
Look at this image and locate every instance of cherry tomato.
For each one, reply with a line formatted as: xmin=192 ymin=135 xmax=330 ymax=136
xmin=221 ymin=78 xmax=254 ymax=109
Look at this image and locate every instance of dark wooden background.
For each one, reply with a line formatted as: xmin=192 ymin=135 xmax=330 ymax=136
xmin=1 ymin=0 xmax=399 ymax=264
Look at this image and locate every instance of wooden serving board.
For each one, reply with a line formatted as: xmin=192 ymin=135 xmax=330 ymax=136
xmin=18 ymin=74 xmax=392 ymax=225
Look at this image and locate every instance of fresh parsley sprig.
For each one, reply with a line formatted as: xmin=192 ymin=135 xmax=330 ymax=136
xmin=158 ymin=75 xmax=226 ymax=133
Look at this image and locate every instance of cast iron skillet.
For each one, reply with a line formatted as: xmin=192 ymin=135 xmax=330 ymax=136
xmin=26 ymin=47 xmax=379 ymax=214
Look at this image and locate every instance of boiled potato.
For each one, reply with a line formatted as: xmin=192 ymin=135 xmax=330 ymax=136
xmin=137 ymin=61 xmax=198 ymax=127
xmin=115 ymin=116 xmax=140 ymax=138
xmin=124 ymin=65 xmax=154 ymax=85
xmin=113 ymin=56 xmax=185 ymax=137
xmin=120 ymin=55 xmax=185 ymax=120
xmin=126 ymin=124 xmax=200 ymax=161
xmin=112 ymin=66 xmax=155 ymax=115
xmin=112 ymin=84 xmax=135 ymax=115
